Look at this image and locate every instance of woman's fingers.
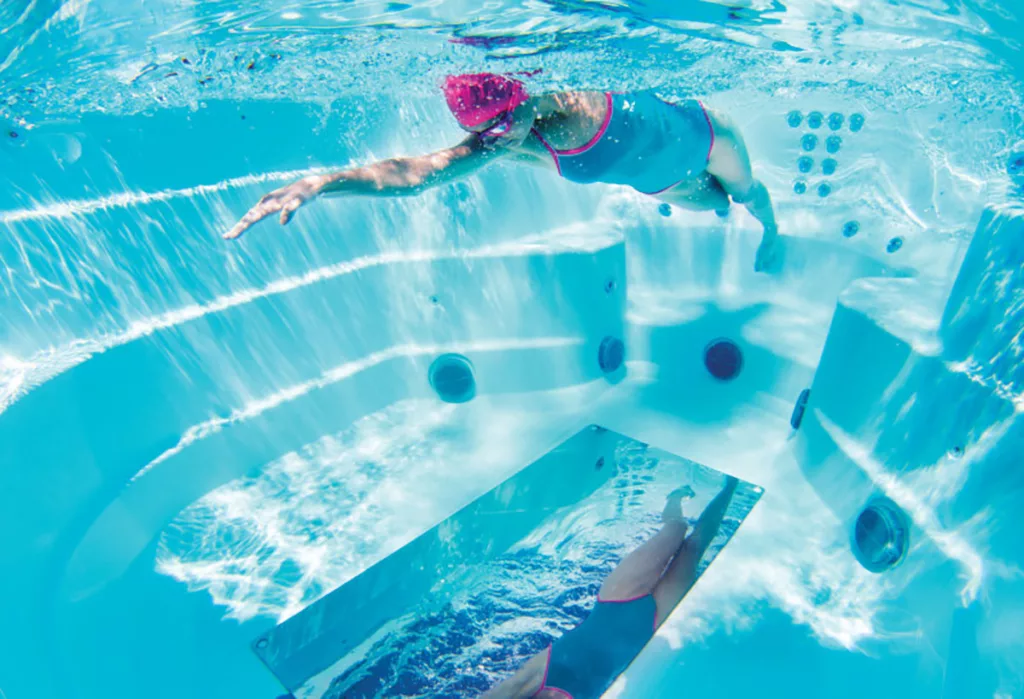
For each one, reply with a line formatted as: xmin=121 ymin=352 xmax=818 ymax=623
xmin=224 ymin=205 xmax=263 ymax=239
xmin=224 ymin=203 xmax=269 ymax=239
xmin=279 ymin=197 xmax=302 ymax=225
xmin=224 ymin=183 xmax=307 ymax=240
xmin=224 ymin=195 xmax=282 ymax=239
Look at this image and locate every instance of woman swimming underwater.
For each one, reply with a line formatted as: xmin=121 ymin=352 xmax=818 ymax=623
xmin=225 ymin=73 xmax=780 ymax=271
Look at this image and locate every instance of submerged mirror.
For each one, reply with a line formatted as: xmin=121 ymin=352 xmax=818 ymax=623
xmin=253 ymin=425 xmax=763 ymax=699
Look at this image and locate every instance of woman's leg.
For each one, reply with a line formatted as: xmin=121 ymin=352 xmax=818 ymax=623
xmin=598 ymin=488 xmax=693 ymax=602
xmin=654 ymin=172 xmax=731 ymax=213
xmin=651 ymin=477 xmax=738 ymax=628
xmin=479 ymin=648 xmax=550 ymax=699
xmin=703 ymin=110 xmax=780 ymax=271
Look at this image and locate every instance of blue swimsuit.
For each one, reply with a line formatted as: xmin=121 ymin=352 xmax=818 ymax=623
xmin=537 ymin=595 xmax=657 ymax=698
xmin=531 ymin=91 xmax=715 ymax=195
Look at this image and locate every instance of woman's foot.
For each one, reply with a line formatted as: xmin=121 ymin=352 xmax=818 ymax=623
xmin=754 ymin=230 xmax=781 ymax=272
xmin=663 ymin=485 xmax=695 ymax=524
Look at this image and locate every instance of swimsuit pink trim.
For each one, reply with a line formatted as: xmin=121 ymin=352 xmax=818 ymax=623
xmin=699 ymin=100 xmax=715 ymax=162
xmin=555 ymin=92 xmax=614 ymax=155
xmin=531 ymin=127 xmax=562 ymax=176
xmin=596 ymin=592 xmax=651 ymax=604
xmin=641 ymin=178 xmax=686 ymax=196
xmin=538 ymin=646 xmax=552 ymax=694
xmin=534 ymin=645 xmax=574 ymax=699
xmin=598 ymin=592 xmax=660 ymax=632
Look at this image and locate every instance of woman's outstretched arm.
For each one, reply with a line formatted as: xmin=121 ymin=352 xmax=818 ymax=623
xmin=224 ymin=135 xmax=509 ymax=240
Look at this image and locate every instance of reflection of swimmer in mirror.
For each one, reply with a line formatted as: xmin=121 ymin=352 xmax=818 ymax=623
xmin=225 ymin=72 xmax=779 ymax=272
xmin=481 ymin=476 xmax=739 ymax=699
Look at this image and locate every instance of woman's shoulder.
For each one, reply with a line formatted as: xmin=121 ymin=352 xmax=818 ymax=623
xmin=532 ymin=90 xmax=608 ymax=121
xmin=542 ymin=89 xmax=608 ymax=105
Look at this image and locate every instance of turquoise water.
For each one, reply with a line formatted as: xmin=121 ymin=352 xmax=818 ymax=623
xmin=1 ymin=1 xmax=1023 ymax=698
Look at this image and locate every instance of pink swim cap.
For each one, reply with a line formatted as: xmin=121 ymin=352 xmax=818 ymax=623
xmin=442 ymin=73 xmax=529 ymax=129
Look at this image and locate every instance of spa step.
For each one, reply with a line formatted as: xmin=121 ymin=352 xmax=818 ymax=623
xmin=796 ymin=204 xmax=1023 ymax=583
xmin=938 ymin=203 xmax=1024 ymax=397
xmin=0 ymin=240 xmax=627 ymax=699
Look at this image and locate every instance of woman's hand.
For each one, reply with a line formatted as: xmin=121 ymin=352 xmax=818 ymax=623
xmin=223 ymin=174 xmax=325 ymax=240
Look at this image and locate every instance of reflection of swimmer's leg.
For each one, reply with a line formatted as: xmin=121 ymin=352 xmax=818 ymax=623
xmin=597 ymin=489 xmax=692 ymax=602
xmin=652 ymin=477 xmax=738 ymax=628
xmin=655 ymin=173 xmax=730 ymax=213
xmin=478 ymin=648 xmax=550 ymax=698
